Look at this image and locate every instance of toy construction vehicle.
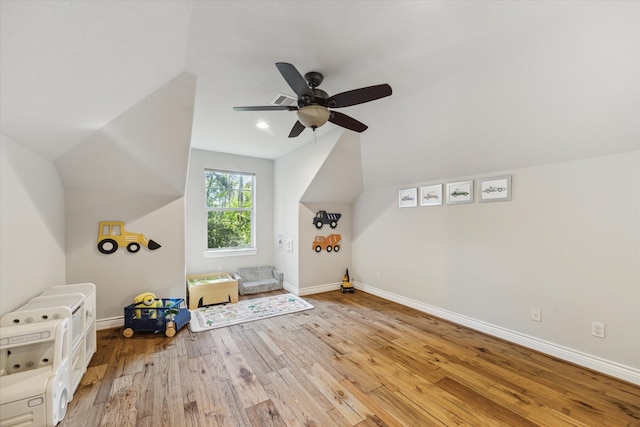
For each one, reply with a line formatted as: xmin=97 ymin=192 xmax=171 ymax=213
xmin=312 ymin=234 xmax=341 ymax=252
xmin=97 ymin=221 xmax=161 ymax=254
xmin=341 ymin=268 xmax=354 ymax=293
xmin=313 ymin=210 xmax=341 ymax=229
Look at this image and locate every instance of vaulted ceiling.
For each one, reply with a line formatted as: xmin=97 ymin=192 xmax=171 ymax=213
xmin=1 ymin=1 xmax=638 ymax=191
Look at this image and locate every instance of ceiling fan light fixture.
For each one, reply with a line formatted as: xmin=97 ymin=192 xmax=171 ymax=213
xmin=297 ymin=105 xmax=330 ymax=129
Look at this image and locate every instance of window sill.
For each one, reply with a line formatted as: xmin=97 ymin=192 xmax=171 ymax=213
xmin=203 ymin=248 xmax=258 ymax=258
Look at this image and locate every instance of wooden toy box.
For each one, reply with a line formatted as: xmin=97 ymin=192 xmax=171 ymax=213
xmin=186 ymin=272 xmax=238 ymax=309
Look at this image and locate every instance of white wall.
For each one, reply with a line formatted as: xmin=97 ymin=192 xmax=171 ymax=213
xmin=300 ymin=203 xmax=353 ymax=291
xmin=353 ymin=151 xmax=640 ymax=380
xmin=65 ymin=190 xmax=185 ymax=320
xmin=60 ymin=74 xmax=195 ymax=321
xmin=54 ymin=73 xmax=195 ymax=196
xmin=185 ymin=149 xmax=274 ymax=275
xmin=274 ymin=131 xmax=341 ymax=291
xmin=0 ymin=134 xmax=66 ymax=315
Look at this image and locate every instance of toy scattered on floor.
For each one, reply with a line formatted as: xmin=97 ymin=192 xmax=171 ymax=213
xmin=123 ymin=297 xmax=190 ymax=338
xmin=341 ymin=268 xmax=354 ymax=293
xmin=133 ymin=292 xmax=163 ymax=319
xmin=312 ymin=234 xmax=341 ymax=252
xmin=97 ymin=221 xmax=161 ymax=254
xmin=313 ymin=210 xmax=342 ymax=229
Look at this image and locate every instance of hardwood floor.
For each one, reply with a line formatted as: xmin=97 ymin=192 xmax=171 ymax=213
xmin=60 ymin=290 xmax=640 ymax=426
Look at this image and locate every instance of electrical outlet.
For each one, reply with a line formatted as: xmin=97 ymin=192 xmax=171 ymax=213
xmin=376 ymin=272 xmax=381 ymax=279
xmin=592 ymin=321 xmax=605 ymax=338
xmin=530 ymin=307 xmax=542 ymax=322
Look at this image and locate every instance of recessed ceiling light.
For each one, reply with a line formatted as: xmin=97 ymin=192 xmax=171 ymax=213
xmin=256 ymin=121 xmax=269 ymax=129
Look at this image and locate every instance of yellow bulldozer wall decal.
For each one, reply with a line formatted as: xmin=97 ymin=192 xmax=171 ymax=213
xmin=97 ymin=221 xmax=161 ymax=254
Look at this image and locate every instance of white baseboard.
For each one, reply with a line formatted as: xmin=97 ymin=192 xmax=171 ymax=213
xmin=353 ymin=281 xmax=639 ymax=386
xmin=288 ymin=281 xmax=341 ymax=296
xmin=97 ymin=316 xmax=123 ymax=330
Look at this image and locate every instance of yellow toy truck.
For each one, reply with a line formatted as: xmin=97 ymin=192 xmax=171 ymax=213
xmin=341 ymin=268 xmax=354 ymax=293
xmin=97 ymin=221 xmax=161 ymax=254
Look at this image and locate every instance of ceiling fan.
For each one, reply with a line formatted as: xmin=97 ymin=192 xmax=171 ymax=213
xmin=233 ymin=62 xmax=392 ymax=138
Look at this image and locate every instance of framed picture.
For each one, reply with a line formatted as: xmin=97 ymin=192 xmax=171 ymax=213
xmin=479 ymin=175 xmax=512 ymax=202
xmin=398 ymin=188 xmax=417 ymax=208
xmin=446 ymin=180 xmax=473 ymax=204
xmin=420 ymin=184 xmax=442 ymax=206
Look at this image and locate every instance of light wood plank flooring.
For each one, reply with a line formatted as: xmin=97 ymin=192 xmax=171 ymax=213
xmin=60 ymin=290 xmax=640 ymax=426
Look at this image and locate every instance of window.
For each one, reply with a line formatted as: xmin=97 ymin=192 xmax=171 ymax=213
xmin=205 ymin=169 xmax=255 ymax=253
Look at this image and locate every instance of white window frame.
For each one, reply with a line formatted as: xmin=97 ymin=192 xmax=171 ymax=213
xmin=203 ymin=168 xmax=257 ymax=258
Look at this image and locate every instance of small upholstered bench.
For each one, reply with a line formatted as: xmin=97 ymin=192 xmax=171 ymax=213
xmin=233 ymin=266 xmax=283 ymax=295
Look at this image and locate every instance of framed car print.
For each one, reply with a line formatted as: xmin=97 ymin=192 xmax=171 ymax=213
xmin=446 ymin=180 xmax=473 ymax=205
xmin=398 ymin=188 xmax=417 ymax=208
xmin=420 ymin=184 xmax=442 ymax=206
xmin=479 ymin=175 xmax=512 ymax=202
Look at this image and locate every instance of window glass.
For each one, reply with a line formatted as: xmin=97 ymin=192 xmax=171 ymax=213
xmin=205 ymin=169 xmax=255 ymax=250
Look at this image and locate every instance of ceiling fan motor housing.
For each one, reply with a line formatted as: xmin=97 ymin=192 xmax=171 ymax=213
xmin=304 ymin=71 xmax=323 ymax=88
xmin=298 ymin=88 xmax=329 ymax=108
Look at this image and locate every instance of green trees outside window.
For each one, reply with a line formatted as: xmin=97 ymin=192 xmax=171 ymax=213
xmin=205 ymin=169 xmax=254 ymax=250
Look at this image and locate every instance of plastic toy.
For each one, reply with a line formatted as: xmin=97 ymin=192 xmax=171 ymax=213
xmin=97 ymin=221 xmax=161 ymax=254
xmin=341 ymin=268 xmax=354 ymax=293
xmin=122 ymin=298 xmax=190 ymax=338
xmin=0 ymin=319 xmax=71 ymax=427
xmin=133 ymin=292 xmax=163 ymax=319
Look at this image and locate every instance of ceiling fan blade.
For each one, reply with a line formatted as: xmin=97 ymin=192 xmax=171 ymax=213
xmin=326 ymin=84 xmax=392 ymax=108
xmin=275 ymin=62 xmax=314 ymax=102
xmin=233 ymin=105 xmax=297 ymax=111
xmin=329 ymin=111 xmax=368 ymax=133
xmin=288 ymin=121 xmax=306 ymax=138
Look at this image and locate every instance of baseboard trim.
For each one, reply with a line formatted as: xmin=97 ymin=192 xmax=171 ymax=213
xmin=97 ymin=316 xmax=123 ymax=330
xmin=291 ymin=282 xmax=341 ymax=296
xmin=353 ymin=282 xmax=639 ymax=385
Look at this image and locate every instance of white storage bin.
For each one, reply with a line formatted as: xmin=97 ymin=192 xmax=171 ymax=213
xmin=39 ymin=283 xmax=96 ymax=329
xmin=39 ymin=283 xmax=97 ymax=363
xmin=0 ymin=319 xmax=72 ymax=427
xmin=5 ymin=295 xmax=85 ymax=351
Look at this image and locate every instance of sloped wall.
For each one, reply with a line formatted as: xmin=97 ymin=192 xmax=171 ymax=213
xmin=299 ymin=202 xmax=353 ymax=290
xmin=0 ymin=134 xmax=66 ymax=315
xmin=353 ymin=151 xmax=640 ymax=381
xmin=274 ymin=129 xmax=364 ymax=292
xmin=55 ymin=73 xmax=195 ymax=195
xmin=61 ymin=73 xmax=196 ymax=320
xmin=274 ymin=130 xmax=341 ymax=291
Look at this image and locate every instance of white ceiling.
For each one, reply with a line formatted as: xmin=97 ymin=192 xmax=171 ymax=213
xmin=1 ymin=1 xmax=638 ymax=190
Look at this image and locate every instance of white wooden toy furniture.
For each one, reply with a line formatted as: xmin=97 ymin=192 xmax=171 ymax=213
xmin=0 ymin=318 xmax=71 ymax=427
xmin=35 ymin=283 xmax=97 ymax=392
xmin=4 ymin=295 xmax=87 ymax=397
